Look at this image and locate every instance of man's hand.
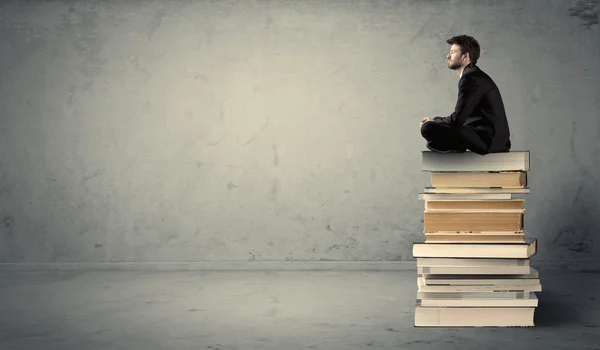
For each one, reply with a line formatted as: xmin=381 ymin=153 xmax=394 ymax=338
xmin=420 ymin=117 xmax=433 ymax=129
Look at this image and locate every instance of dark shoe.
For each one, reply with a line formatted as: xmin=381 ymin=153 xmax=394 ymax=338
xmin=426 ymin=141 xmax=466 ymax=153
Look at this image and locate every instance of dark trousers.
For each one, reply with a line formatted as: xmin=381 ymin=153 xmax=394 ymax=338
xmin=420 ymin=120 xmax=492 ymax=155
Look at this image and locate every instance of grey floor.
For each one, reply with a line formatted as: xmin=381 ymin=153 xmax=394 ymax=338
xmin=0 ymin=268 xmax=599 ymax=350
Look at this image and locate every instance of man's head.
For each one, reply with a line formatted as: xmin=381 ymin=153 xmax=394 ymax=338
xmin=446 ymin=35 xmax=480 ymax=71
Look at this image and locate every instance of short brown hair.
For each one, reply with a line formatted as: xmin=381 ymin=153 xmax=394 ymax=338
xmin=447 ymin=35 xmax=480 ymax=65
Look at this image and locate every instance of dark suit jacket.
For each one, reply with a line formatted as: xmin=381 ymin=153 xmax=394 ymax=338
xmin=434 ymin=63 xmax=511 ymax=153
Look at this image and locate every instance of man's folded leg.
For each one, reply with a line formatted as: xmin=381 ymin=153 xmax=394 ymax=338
xmin=421 ymin=120 xmax=488 ymax=154
xmin=421 ymin=120 xmax=466 ymax=153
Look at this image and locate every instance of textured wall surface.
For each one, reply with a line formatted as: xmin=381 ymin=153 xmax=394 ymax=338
xmin=0 ymin=0 xmax=598 ymax=264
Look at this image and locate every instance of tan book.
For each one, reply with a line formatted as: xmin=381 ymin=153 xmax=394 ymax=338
xmin=431 ymin=171 xmax=527 ymax=188
xmin=425 ymin=200 xmax=524 ymax=211
xmin=424 ymin=208 xmax=524 ymax=213
xmin=424 ymin=212 xmax=523 ymax=233
xmin=421 ymin=150 xmax=530 ymax=172
xmin=412 ymin=239 xmax=537 ymax=259
xmin=414 ymin=306 xmax=535 ymax=327
xmin=424 ymin=234 xmax=525 ymax=243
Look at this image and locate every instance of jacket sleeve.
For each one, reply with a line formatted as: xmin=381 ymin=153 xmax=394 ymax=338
xmin=434 ymin=74 xmax=482 ymax=127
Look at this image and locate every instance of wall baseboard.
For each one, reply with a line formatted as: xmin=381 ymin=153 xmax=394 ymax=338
xmin=0 ymin=260 xmax=598 ymax=272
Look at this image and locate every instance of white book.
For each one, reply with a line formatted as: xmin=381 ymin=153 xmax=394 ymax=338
xmin=421 ymin=268 xmax=540 ymax=285
xmin=417 ymin=258 xmax=530 ymax=267
xmin=417 ymin=292 xmax=538 ymax=307
xmin=412 ymin=239 xmax=537 ymax=259
xmin=414 ymin=306 xmax=535 ymax=327
xmin=418 ymin=193 xmax=528 ymax=200
xmin=417 ymin=278 xmax=542 ymax=293
xmin=417 ymin=265 xmax=532 ymax=275
xmin=422 ymin=151 xmax=530 ymax=172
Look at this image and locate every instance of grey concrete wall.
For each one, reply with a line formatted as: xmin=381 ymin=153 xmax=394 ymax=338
xmin=0 ymin=0 xmax=598 ymax=264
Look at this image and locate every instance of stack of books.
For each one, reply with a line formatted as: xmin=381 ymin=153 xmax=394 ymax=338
xmin=413 ymin=151 xmax=541 ymax=327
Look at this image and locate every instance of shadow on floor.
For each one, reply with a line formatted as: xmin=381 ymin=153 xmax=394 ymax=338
xmin=534 ymin=290 xmax=573 ymax=327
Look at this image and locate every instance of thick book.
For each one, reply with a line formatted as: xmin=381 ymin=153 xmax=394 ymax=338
xmin=414 ymin=306 xmax=535 ymax=327
xmin=417 ymin=257 xmax=530 ymax=274
xmin=412 ymin=238 xmax=537 ymax=258
xmin=424 ymin=232 xmax=525 ymax=243
xmin=425 ymin=200 xmax=524 ymax=211
xmin=422 ymin=151 xmax=530 ymax=172
xmin=423 ymin=211 xmax=524 ymax=233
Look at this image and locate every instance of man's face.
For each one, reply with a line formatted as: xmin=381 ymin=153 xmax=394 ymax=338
xmin=447 ymin=44 xmax=465 ymax=70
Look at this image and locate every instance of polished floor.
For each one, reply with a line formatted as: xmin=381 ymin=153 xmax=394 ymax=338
xmin=0 ymin=268 xmax=598 ymax=350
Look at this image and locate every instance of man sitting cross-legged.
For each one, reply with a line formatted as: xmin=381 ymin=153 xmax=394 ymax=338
xmin=420 ymin=35 xmax=511 ymax=155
